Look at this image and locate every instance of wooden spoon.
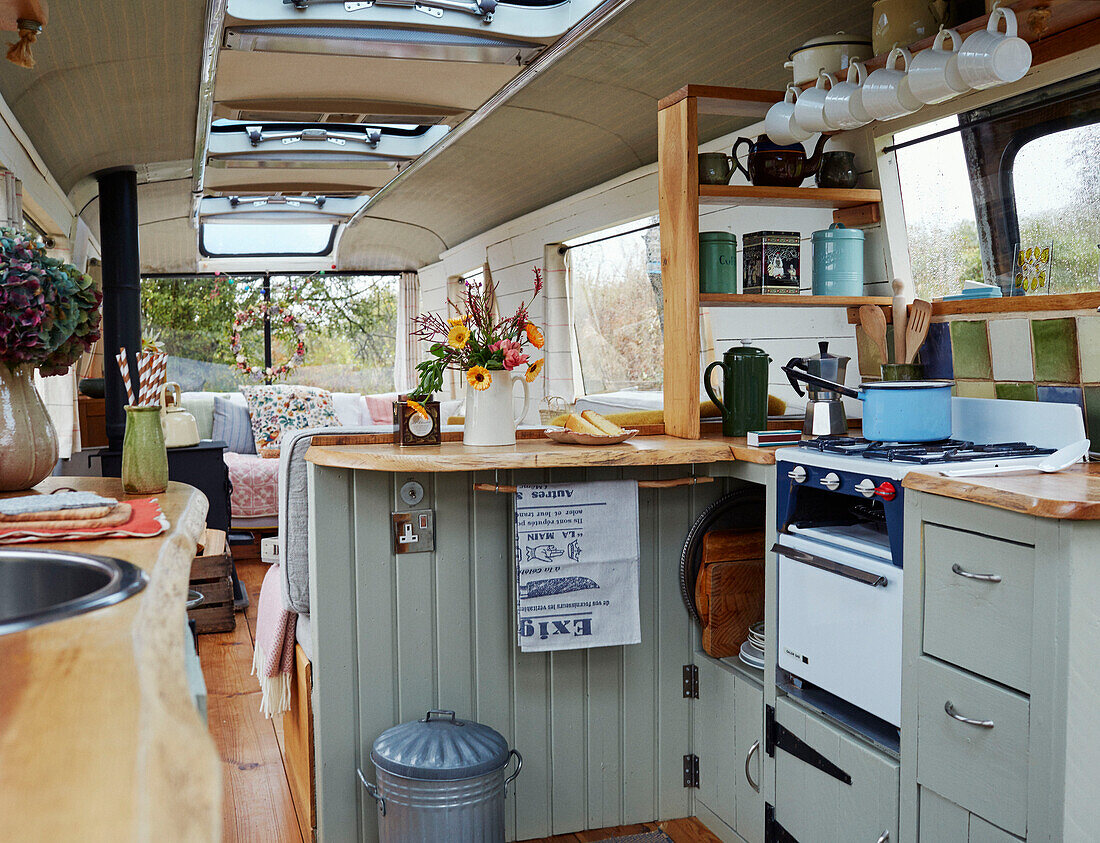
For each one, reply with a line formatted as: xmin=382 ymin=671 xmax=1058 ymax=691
xmin=905 ymin=299 xmax=933 ymax=364
xmin=859 ymin=305 xmax=889 ymax=365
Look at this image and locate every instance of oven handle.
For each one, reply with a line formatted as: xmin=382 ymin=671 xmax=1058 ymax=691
xmin=771 ymin=542 xmax=888 ymax=588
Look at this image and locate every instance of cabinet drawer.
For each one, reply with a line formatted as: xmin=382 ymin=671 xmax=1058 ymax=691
xmin=916 ymin=658 xmax=1029 ymax=837
xmin=922 ymin=524 xmax=1034 ymax=693
xmin=773 ymin=698 xmax=898 ymax=843
xmin=919 ymin=788 xmax=1023 ymax=842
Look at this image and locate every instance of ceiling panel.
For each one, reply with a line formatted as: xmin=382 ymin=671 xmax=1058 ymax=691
xmin=339 ymin=0 xmax=874 ymax=269
xmin=0 ymin=0 xmax=203 ymax=192
xmin=82 ymin=180 xmax=199 ymax=274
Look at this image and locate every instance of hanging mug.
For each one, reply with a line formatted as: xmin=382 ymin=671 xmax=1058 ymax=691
xmin=823 ymin=61 xmax=872 ymax=130
xmin=764 ymin=85 xmax=812 ymax=146
xmin=861 ymin=46 xmax=923 ymax=121
xmin=957 ymin=6 xmax=1031 ymax=90
xmin=794 ymin=70 xmax=839 ymax=134
xmin=908 ymin=27 xmax=969 ymax=104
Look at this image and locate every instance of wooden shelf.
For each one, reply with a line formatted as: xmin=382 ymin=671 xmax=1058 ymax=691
xmin=845 ymin=291 xmax=1100 ymax=323
xmin=657 ymin=85 xmax=783 ymax=117
xmin=699 ymin=184 xmax=881 ymax=208
xmin=702 ymin=294 xmax=891 ymax=307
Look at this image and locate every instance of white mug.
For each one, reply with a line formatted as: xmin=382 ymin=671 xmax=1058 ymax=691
xmin=764 ymin=85 xmax=812 ymax=146
xmin=957 ymin=7 xmax=1031 ymax=90
xmin=861 ymin=46 xmax=923 ymax=121
xmin=794 ymin=70 xmax=839 ymax=134
xmin=463 ymin=371 xmax=531 ymax=446
xmin=823 ymin=61 xmax=871 ymax=130
xmin=909 ymin=27 xmax=970 ymax=104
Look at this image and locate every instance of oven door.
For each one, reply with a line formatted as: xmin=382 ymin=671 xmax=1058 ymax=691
xmin=775 ymin=532 xmax=902 ymax=726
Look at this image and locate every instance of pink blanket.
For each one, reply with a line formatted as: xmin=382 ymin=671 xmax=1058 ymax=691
xmin=223 ymin=452 xmax=279 ymax=519
xmin=251 ymin=563 xmax=297 ymax=717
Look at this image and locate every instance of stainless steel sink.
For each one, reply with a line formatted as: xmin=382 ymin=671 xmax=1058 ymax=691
xmin=0 ymin=549 xmax=149 ymax=635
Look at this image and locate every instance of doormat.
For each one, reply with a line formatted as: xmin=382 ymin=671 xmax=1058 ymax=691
xmin=603 ymin=833 xmax=673 ymax=843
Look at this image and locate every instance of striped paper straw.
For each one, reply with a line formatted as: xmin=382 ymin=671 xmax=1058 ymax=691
xmin=137 ymin=352 xmax=168 ymax=406
xmin=116 ymin=347 xmax=134 ymax=406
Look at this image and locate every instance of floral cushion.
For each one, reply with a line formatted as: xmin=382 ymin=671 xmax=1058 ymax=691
xmin=239 ymin=384 xmax=341 ymax=449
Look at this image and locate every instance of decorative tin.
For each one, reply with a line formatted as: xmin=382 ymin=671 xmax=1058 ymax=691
xmin=393 ymin=397 xmax=441 ymax=446
xmin=742 ymin=231 xmax=801 ymax=295
xmin=811 ymin=223 xmax=865 ymax=296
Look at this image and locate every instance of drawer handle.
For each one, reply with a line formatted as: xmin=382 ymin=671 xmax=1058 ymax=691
xmin=772 ymin=543 xmax=888 ymax=588
xmin=944 ymin=700 xmax=995 ymax=729
xmin=744 ymin=739 xmax=760 ymax=793
xmin=951 ymin=563 xmax=1001 ymax=583
xmin=876 ymin=833 xmax=890 ymax=843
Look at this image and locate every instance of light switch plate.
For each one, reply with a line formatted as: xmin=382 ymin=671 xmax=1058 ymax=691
xmin=392 ymin=509 xmax=434 ymax=553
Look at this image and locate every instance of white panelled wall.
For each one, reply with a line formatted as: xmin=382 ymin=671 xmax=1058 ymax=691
xmin=417 ymin=121 xmax=886 ymax=421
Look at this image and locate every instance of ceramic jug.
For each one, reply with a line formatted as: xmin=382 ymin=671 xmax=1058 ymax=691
xmin=463 ymin=371 xmax=532 ymax=446
xmin=703 ymin=340 xmax=771 ymax=437
xmin=815 ymin=150 xmax=858 ymax=188
xmin=732 ymin=134 xmax=828 ymax=188
xmin=159 ymin=382 xmax=200 ymax=448
xmin=122 ymin=405 xmax=169 ymax=494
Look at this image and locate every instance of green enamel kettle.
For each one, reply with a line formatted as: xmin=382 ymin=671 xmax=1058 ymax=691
xmin=704 ymin=340 xmax=771 ymax=437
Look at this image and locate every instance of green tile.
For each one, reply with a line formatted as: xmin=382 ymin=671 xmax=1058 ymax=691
xmin=949 ymin=320 xmax=992 ymax=379
xmin=994 ymin=382 xmax=1038 ymax=401
xmin=1031 ymin=317 xmax=1079 ymax=383
xmin=955 ymin=380 xmax=995 ymax=399
xmin=1084 ymin=387 xmax=1100 ymax=445
xmin=1078 ymin=316 xmax=1100 ymax=382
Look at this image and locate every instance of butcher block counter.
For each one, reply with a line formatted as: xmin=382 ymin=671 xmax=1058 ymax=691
xmin=305 ymin=429 xmax=782 ymax=471
xmin=0 ymin=478 xmax=219 ymax=842
xmin=904 ymin=461 xmax=1100 ymax=520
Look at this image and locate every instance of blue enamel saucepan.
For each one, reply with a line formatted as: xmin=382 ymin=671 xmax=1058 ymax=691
xmin=782 ymin=363 xmax=954 ymax=442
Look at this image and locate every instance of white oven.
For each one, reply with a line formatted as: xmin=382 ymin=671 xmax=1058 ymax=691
xmin=775 ymin=528 xmax=903 ymax=726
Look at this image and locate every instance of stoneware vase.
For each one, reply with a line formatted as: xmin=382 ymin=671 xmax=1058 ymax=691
xmin=463 ymin=371 xmax=531 ymax=447
xmin=122 ymin=405 xmax=169 ymax=494
xmin=0 ymin=363 xmax=58 ymax=491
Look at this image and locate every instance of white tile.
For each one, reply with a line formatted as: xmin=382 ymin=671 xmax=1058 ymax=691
xmin=988 ymin=318 xmax=1033 ymax=382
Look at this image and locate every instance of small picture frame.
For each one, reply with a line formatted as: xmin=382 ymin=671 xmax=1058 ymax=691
xmin=1012 ymin=241 xmax=1054 ymax=295
xmin=394 ymin=398 xmax=441 ymax=446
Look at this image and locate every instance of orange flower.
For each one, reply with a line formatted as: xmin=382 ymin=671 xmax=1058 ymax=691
xmin=406 ymin=399 xmax=430 ymax=421
xmin=525 ymin=323 xmax=544 ymax=349
xmin=467 ymin=366 xmax=492 ymax=391
xmin=525 ymin=358 xmax=544 ymax=383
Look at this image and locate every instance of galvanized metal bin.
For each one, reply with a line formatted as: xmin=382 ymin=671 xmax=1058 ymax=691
xmin=361 ymin=710 xmax=522 ymax=842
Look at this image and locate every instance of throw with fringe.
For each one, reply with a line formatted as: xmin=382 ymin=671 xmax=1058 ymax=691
xmin=252 ymin=562 xmax=297 ymax=718
xmin=7 ymin=19 xmax=41 ymax=69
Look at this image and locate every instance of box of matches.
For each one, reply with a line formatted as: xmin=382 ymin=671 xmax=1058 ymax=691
xmin=747 ymin=429 xmax=802 ymax=447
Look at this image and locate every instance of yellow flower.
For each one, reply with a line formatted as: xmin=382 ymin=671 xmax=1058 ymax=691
xmin=525 ymin=358 xmax=544 ymax=383
xmin=447 ymin=315 xmax=469 ymax=326
xmin=406 ymin=399 xmax=430 ymax=421
xmin=447 ymin=324 xmax=471 ymax=349
xmin=467 ymin=366 xmax=492 ymax=391
xmin=525 ymin=323 xmax=544 ymax=349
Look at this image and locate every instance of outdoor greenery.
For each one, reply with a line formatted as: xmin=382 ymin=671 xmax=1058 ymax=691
xmin=140 ymin=273 xmax=398 ymax=393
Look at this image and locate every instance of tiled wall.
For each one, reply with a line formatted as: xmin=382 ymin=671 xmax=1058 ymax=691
xmin=855 ymin=309 xmax=1100 ymax=443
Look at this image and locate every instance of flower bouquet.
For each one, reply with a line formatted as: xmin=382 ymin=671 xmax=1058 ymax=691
xmin=0 ymin=228 xmax=103 ymax=490
xmin=411 ymin=265 xmax=544 ymax=445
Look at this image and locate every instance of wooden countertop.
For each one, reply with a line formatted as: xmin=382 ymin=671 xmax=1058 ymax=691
xmin=306 ymin=430 xmax=783 ymax=472
xmin=904 ymin=462 xmax=1100 ymax=520
xmin=0 ymin=478 xmax=220 ymax=841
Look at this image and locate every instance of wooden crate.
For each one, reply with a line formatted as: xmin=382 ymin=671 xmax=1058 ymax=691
xmin=189 ymin=528 xmax=235 ymax=634
xmin=695 ymin=528 xmax=765 ymax=659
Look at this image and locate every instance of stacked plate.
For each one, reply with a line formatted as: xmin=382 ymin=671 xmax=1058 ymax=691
xmin=739 ymin=621 xmax=765 ymax=669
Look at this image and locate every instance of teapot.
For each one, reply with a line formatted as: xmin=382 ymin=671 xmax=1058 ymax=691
xmin=159 ymin=381 xmax=200 ymax=448
xmin=732 ymin=134 xmax=828 ymax=188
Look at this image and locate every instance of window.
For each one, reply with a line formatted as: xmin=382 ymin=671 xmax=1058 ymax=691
xmin=199 ymin=223 xmax=336 ymax=257
xmin=1009 ymin=123 xmax=1100 ymax=293
xmin=141 ymin=274 xmax=398 ymax=393
xmin=565 ymin=217 xmax=662 ymax=394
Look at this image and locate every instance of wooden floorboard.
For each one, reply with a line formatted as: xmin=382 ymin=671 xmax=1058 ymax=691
xmin=519 ymin=817 xmax=720 ymax=843
xmin=198 ymin=558 xmax=305 ymax=843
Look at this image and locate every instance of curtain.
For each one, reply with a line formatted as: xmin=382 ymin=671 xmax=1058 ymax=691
xmin=544 ymin=244 xmax=578 ymax=402
xmin=394 ymin=271 xmax=420 ymax=392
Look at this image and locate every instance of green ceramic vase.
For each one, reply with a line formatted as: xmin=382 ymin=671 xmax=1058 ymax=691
xmin=122 ymin=406 xmax=168 ymax=494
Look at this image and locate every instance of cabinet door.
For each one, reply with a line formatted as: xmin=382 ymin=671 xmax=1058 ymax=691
xmin=734 ymin=676 xmax=764 ymax=843
xmin=693 ymin=657 xmax=738 ymax=831
xmin=774 ymin=698 xmax=898 ymax=843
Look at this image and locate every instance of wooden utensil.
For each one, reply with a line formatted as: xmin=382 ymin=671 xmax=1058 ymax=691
xmin=905 ymin=299 xmax=933 ymax=364
xmin=892 ymin=278 xmax=908 ymax=364
xmin=859 ymin=305 xmax=889 ymax=364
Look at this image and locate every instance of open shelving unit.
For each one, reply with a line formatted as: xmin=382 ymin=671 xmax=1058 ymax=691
xmin=657 ymin=85 xmax=887 ymax=439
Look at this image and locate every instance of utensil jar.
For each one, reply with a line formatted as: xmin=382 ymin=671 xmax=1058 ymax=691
xmin=122 ymin=405 xmax=169 ymax=494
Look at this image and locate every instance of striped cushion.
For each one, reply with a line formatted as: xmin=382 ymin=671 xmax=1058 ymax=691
xmin=212 ymin=396 xmax=257 ymax=454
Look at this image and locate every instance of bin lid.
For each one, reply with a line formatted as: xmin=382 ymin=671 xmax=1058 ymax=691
xmin=812 ymin=223 xmax=864 ymax=241
xmin=699 ymin=231 xmax=736 ymax=244
xmin=371 ymin=710 xmax=511 ymax=780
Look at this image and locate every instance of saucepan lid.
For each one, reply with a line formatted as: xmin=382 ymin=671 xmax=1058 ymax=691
xmin=860 ymin=380 xmax=954 ymax=390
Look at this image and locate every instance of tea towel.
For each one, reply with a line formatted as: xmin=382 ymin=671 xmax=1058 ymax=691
xmin=514 ymin=480 xmax=640 ymax=652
